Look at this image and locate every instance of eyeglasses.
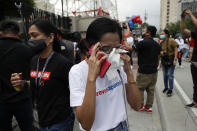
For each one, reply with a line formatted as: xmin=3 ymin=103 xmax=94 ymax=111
xmin=100 ymin=44 xmax=121 ymax=54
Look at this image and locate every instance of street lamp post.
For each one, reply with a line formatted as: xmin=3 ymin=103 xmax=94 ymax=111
xmin=61 ymin=0 xmax=64 ymax=17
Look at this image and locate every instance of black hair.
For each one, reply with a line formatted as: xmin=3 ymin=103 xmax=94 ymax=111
xmin=147 ymin=25 xmax=157 ymax=37
xmin=86 ymin=17 xmax=122 ymax=48
xmin=164 ymin=29 xmax=170 ymax=38
xmin=0 ymin=20 xmax=20 ymax=35
xmin=78 ymin=39 xmax=89 ymax=55
xmin=72 ymin=32 xmax=81 ymax=43
xmin=30 ymin=20 xmax=61 ymax=52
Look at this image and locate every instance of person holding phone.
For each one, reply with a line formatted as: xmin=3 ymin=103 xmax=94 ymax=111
xmin=69 ymin=17 xmax=141 ymax=131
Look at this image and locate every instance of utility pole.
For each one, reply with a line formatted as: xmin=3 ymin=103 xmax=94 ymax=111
xmin=61 ymin=0 xmax=64 ymax=17
xmin=115 ymin=0 xmax=119 ymax=20
xmin=144 ymin=10 xmax=148 ymax=23
xmin=45 ymin=0 xmax=48 ymax=11
xmin=94 ymin=0 xmax=96 ymax=16
xmin=66 ymin=0 xmax=68 ymax=17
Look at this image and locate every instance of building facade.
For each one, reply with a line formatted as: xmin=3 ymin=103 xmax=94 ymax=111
xmin=177 ymin=0 xmax=196 ymax=20
xmin=160 ymin=0 xmax=179 ymax=30
xmin=34 ymin=0 xmax=55 ymax=13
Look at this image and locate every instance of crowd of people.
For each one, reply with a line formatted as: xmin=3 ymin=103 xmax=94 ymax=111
xmin=0 ymin=8 xmax=196 ymax=131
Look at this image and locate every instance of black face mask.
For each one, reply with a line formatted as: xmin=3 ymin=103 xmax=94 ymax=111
xmin=27 ymin=39 xmax=47 ymax=54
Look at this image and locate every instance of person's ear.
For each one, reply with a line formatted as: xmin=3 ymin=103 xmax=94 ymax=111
xmin=48 ymin=33 xmax=54 ymax=44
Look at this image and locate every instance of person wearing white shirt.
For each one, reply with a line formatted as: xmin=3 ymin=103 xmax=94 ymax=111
xmin=175 ymin=35 xmax=184 ymax=68
xmin=69 ymin=17 xmax=141 ymax=131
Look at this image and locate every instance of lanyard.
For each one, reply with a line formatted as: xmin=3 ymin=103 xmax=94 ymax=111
xmin=35 ymin=52 xmax=54 ymax=88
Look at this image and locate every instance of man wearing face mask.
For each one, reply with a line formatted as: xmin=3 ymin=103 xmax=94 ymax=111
xmin=0 ymin=21 xmax=35 ymax=130
xmin=135 ymin=26 xmax=161 ymax=113
xmin=160 ymin=29 xmax=178 ymax=97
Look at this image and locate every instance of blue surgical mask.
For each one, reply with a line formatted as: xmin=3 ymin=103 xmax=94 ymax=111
xmin=160 ymin=35 xmax=165 ymax=39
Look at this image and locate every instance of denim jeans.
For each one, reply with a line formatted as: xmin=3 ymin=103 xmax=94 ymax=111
xmin=40 ymin=112 xmax=75 ymax=131
xmin=183 ymin=48 xmax=189 ymax=58
xmin=108 ymin=120 xmax=128 ymax=131
xmin=0 ymin=99 xmax=34 ymax=131
xmin=162 ymin=64 xmax=175 ymax=91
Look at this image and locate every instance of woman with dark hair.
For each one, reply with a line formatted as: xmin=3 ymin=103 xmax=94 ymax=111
xmin=160 ymin=29 xmax=178 ymax=97
xmin=69 ymin=17 xmax=141 ymax=131
xmin=77 ymin=39 xmax=89 ymax=61
xmin=11 ymin=20 xmax=74 ymax=130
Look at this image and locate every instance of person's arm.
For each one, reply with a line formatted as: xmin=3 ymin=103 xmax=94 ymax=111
xmin=185 ymin=9 xmax=197 ymax=28
xmin=124 ymin=41 xmax=133 ymax=51
xmin=180 ymin=10 xmax=191 ymax=37
xmin=120 ymin=54 xmax=141 ymax=111
xmin=173 ymin=47 xmax=178 ymax=66
xmin=10 ymin=73 xmax=30 ymax=90
xmin=75 ymin=43 xmax=107 ymax=130
xmin=126 ymin=22 xmax=130 ymax=33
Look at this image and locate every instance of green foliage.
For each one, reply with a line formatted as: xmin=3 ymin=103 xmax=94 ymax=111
xmin=165 ymin=12 xmax=197 ymax=38
xmin=141 ymin=22 xmax=149 ymax=29
xmin=166 ymin=21 xmax=180 ymax=37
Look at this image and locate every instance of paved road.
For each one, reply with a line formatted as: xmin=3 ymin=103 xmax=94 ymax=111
xmin=174 ymin=61 xmax=193 ymax=100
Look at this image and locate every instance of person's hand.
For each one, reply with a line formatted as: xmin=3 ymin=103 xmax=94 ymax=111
xmin=184 ymin=9 xmax=192 ymax=16
xmin=120 ymin=53 xmax=131 ymax=72
xmin=87 ymin=42 xmax=107 ymax=81
xmin=173 ymin=59 xmax=177 ymax=66
xmin=10 ymin=73 xmax=24 ymax=90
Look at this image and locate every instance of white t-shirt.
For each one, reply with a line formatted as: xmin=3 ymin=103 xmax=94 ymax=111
xmin=69 ymin=60 xmax=127 ymax=131
xmin=175 ymin=39 xmax=184 ymax=51
xmin=183 ymin=43 xmax=189 ymax=49
xmin=127 ymin=36 xmax=134 ymax=46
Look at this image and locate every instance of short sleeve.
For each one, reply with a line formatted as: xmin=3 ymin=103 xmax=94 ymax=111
xmin=69 ymin=66 xmax=86 ymax=107
xmin=171 ymin=39 xmax=179 ymax=48
xmin=136 ymin=41 xmax=144 ymax=51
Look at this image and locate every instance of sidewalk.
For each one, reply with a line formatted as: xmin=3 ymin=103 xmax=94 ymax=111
xmin=155 ymin=70 xmax=197 ymax=131
xmin=126 ymin=69 xmax=162 ymax=131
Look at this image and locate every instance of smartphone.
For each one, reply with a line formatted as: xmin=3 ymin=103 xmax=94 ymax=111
xmin=88 ymin=45 xmax=111 ymax=78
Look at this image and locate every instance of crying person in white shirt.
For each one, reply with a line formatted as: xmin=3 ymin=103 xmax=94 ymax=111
xmin=69 ymin=17 xmax=141 ymax=131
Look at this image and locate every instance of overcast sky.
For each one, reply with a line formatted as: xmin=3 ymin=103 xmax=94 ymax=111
xmin=117 ymin=0 xmax=160 ymax=29
xmin=51 ymin=0 xmax=161 ymax=29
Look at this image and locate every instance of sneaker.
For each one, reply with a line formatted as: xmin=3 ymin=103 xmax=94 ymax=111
xmin=193 ymin=104 xmax=197 ymax=108
xmin=145 ymin=107 xmax=152 ymax=113
xmin=186 ymin=103 xmax=197 ymax=107
xmin=167 ymin=90 xmax=172 ymax=97
xmin=180 ymin=65 xmax=184 ymax=68
xmin=163 ymin=88 xmax=168 ymax=93
xmin=139 ymin=106 xmax=145 ymax=112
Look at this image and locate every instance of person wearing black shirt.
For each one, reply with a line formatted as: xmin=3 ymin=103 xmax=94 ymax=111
xmin=181 ymin=9 xmax=197 ymax=108
xmin=135 ymin=26 xmax=161 ymax=113
xmin=11 ymin=20 xmax=74 ymax=130
xmin=0 ymin=21 xmax=34 ymax=131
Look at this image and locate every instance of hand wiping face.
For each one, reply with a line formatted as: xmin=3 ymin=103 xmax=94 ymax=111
xmin=106 ymin=48 xmax=128 ymax=80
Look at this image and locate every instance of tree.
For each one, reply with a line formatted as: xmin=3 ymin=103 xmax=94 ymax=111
xmin=165 ymin=12 xmax=197 ymax=38
xmin=0 ymin=0 xmax=35 ymax=21
xmin=166 ymin=21 xmax=180 ymax=38
xmin=141 ymin=22 xmax=149 ymax=29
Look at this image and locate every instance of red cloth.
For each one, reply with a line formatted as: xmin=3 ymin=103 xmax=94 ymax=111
xmin=190 ymin=37 xmax=194 ymax=48
xmin=121 ymin=40 xmax=125 ymax=45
